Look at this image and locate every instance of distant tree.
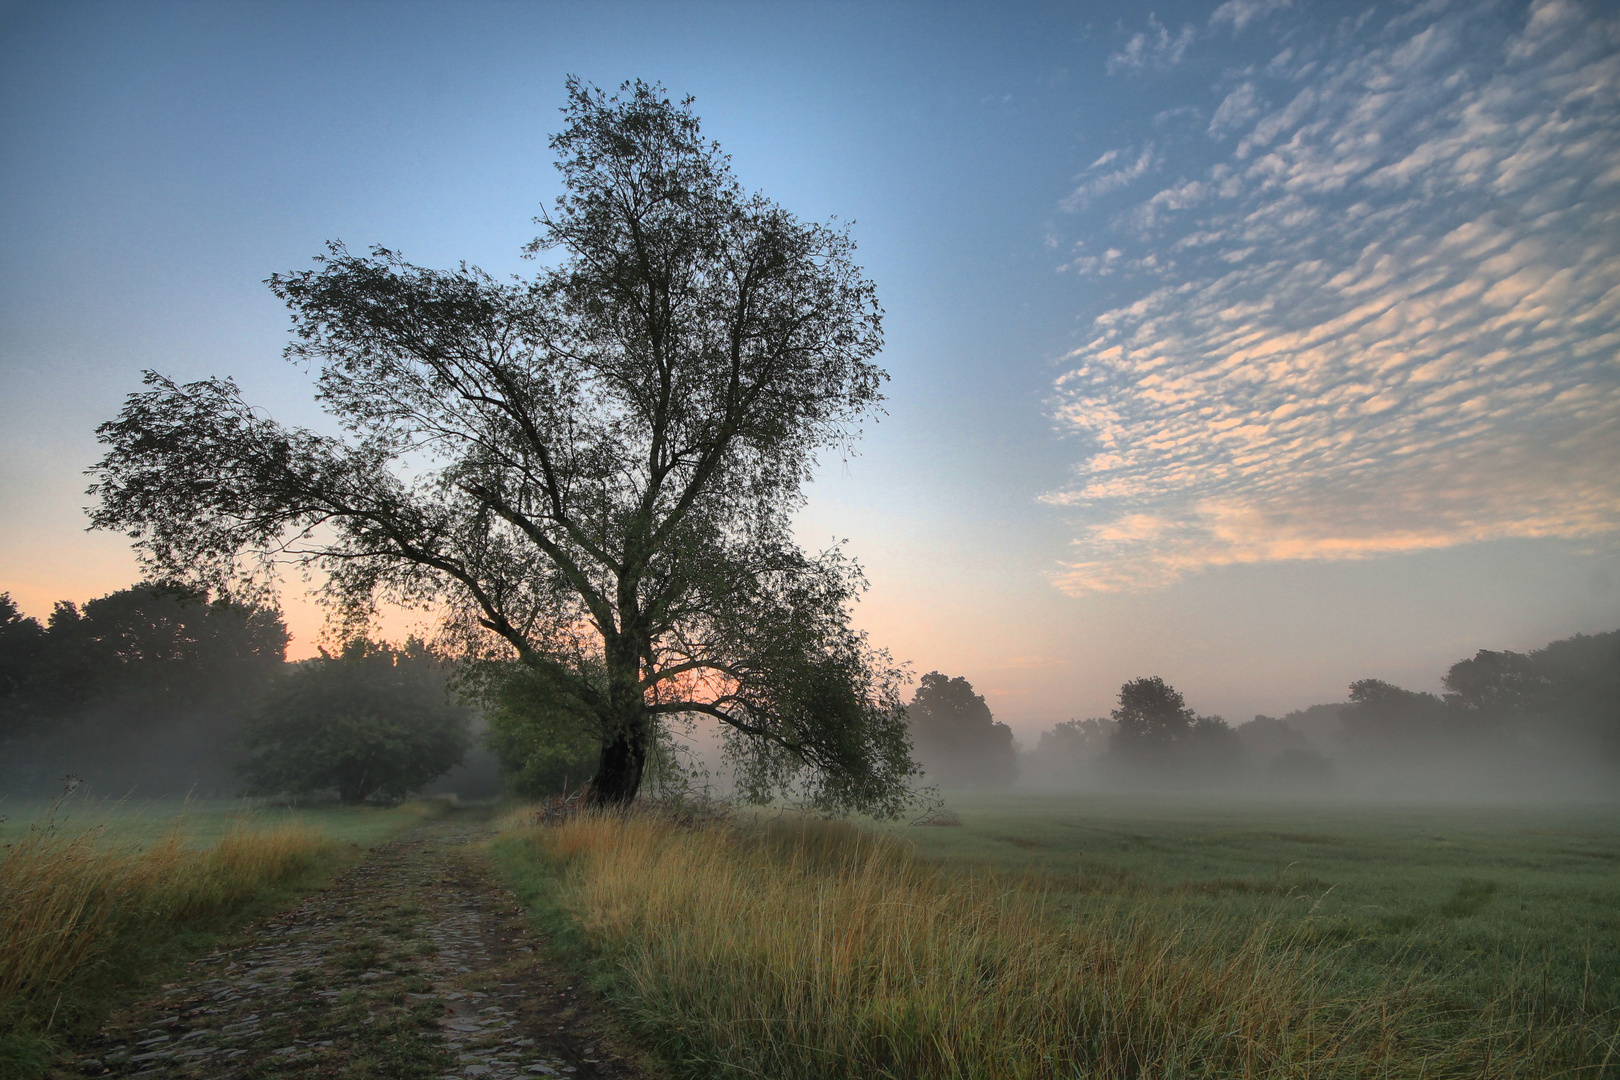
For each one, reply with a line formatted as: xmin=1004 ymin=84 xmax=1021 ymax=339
xmin=1340 ymin=678 xmax=1453 ymax=752
xmin=1237 ymin=715 xmax=1306 ymax=757
xmin=0 ymin=583 xmax=288 ymax=795
xmin=1026 ymin=716 xmax=1114 ymax=787
xmin=907 ymin=672 xmax=1017 ymax=788
xmin=1185 ymin=714 xmax=1243 ymax=779
xmin=0 ymin=594 xmax=47 ymax=738
xmin=88 ymin=78 xmax=914 ymax=815
xmin=1039 ymin=717 xmax=1114 ymax=761
xmin=1530 ymin=630 xmax=1619 ymax=760
xmin=1442 ymin=649 xmax=1548 ymax=717
xmin=1108 ymin=676 xmax=1194 ymax=765
xmin=41 ymin=582 xmax=288 ymax=715
xmin=237 ymin=638 xmax=470 ymax=804
xmin=1443 ymin=630 xmax=1619 ymax=760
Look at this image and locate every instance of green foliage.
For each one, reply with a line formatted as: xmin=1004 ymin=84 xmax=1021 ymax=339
xmin=467 ymin=662 xmax=601 ymax=799
xmin=237 ymin=639 xmax=469 ymax=804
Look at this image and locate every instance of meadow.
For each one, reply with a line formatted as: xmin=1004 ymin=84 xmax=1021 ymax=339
xmin=0 ymin=795 xmax=447 ymax=1079
xmin=907 ymin=793 xmax=1620 ymax=1016
xmin=494 ymin=792 xmax=1620 ymax=1079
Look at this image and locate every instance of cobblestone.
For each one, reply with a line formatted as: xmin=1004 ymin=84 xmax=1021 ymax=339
xmin=63 ymin=816 xmax=656 ymax=1080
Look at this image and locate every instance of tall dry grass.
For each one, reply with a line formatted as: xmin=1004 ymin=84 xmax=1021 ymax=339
xmin=0 ymin=812 xmax=328 ymax=1070
xmin=510 ymin=810 xmax=1597 ymax=1080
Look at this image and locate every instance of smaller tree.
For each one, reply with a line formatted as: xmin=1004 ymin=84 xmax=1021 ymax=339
xmin=1341 ymin=678 xmax=1452 ymax=754
xmin=1025 ymin=717 xmax=1114 ymax=787
xmin=237 ymin=638 xmax=469 ymax=803
xmin=906 ymin=672 xmax=1017 ymax=788
xmin=1108 ymin=676 xmax=1193 ymax=766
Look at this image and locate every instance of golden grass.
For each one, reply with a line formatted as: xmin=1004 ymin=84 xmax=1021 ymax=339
xmin=0 ymin=812 xmax=329 ymax=1052
xmin=506 ymin=809 xmax=1597 ymax=1080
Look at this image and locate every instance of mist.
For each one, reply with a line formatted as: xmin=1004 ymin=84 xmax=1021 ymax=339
xmin=916 ymin=628 xmax=1620 ymax=807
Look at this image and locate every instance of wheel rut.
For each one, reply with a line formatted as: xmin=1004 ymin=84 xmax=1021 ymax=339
xmin=64 ymin=813 xmax=661 ymax=1080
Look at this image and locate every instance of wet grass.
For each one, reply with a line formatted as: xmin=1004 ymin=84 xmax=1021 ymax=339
xmin=494 ymin=795 xmax=1620 ymax=1079
xmin=902 ymin=792 xmax=1620 ymax=1029
xmin=0 ymin=798 xmax=449 ymax=1079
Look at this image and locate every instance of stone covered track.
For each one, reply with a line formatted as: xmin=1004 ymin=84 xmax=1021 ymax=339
xmin=64 ymin=815 xmax=660 ymax=1080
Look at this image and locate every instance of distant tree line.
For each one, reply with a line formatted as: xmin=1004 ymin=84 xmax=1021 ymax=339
xmin=905 ymin=672 xmax=1017 ymax=789
xmin=0 ymin=584 xmax=470 ymax=801
xmin=0 ymin=584 xmax=287 ymax=795
xmin=1022 ymin=628 xmax=1619 ymax=793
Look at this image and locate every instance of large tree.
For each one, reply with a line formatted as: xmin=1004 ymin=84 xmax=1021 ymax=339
xmin=90 ymin=79 xmax=915 ymax=813
xmin=1108 ymin=676 xmax=1193 ymax=766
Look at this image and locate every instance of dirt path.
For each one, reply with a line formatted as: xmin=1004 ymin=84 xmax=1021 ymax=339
xmin=63 ymin=813 xmax=662 ymax=1080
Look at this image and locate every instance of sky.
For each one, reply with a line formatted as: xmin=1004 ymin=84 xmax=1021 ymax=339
xmin=2 ymin=0 xmax=1617 ymax=743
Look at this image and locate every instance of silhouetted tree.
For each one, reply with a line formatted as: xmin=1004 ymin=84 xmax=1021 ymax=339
xmin=88 ymin=79 xmax=916 ymax=815
xmin=1340 ymin=678 xmax=1456 ymax=756
xmin=237 ymin=638 xmax=469 ymax=804
xmin=1443 ymin=630 xmax=1619 ymax=760
xmin=1039 ymin=717 xmax=1113 ymax=761
xmin=0 ymin=583 xmax=288 ymax=795
xmin=1186 ymin=713 xmax=1243 ymax=777
xmin=907 ymin=672 xmax=1017 ymax=788
xmin=1025 ymin=716 xmax=1114 ymax=787
xmin=45 ymin=583 xmax=288 ymax=715
xmin=1109 ymin=676 xmax=1193 ymax=765
xmin=0 ymin=594 xmax=47 ymax=739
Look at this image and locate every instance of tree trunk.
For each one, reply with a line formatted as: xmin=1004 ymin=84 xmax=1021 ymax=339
xmin=588 ymin=723 xmax=648 ymax=806
xmin=588 ymin=639 xmax=651 ymax=807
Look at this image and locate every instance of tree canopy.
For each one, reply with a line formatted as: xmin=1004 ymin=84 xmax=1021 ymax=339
xmin=237 ymin=637 xmax=469 ymax=804
xmin=89 ymin=79 xmax=915 ymax=814
xmin=1109 ymin=676 xmax=1194 ymax=762
xmin=906 ymin=672 xmax=1017 ymax=788
xmin=0 ymin=584 xmax=287 ymax=795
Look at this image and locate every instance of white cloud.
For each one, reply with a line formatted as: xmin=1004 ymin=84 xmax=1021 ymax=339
xmin=1108 ymin=15 xmax=1197 ymax=74
xmin=1061 ymin=145 xmax=1157 ymax=211
xmin=1049 ymin=0 xmax=1620 ymax=593
xmin=1210 ymin=0 xmax=1293 ymax=34
xmin=1208 ymin=82 xmax=1264 ymax=137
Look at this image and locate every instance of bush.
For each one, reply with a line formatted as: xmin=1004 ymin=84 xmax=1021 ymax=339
xmin=236 ymin=638 xmax=469 ymax=803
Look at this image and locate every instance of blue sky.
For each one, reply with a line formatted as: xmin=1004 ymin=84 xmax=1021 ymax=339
xmin=3 ymin=0 xmax=1617 ymax=739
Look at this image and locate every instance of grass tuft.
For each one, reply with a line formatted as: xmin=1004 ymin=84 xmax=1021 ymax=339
xmin=497 ymin=807 xmax=1616 ymax=1079
xmin=0 ymin=809 xmax=330 ymax=1077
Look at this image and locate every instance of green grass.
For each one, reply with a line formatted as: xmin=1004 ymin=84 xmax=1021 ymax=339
xmin=0 ymin=796 xmax=449 ymax=850
xmin=493 ymin=795 xmax=1620 ymax=1078
xmin=897 ymin=792 xmax=1620 ymax=1020
xmin=0 ymin=797 xmax=449 ymax=1079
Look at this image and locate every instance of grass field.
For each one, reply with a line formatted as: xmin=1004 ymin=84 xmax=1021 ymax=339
xmin=495 ymin=792 xmax=1620 ymax=1079
xmin=0 ymin=795 xmax=448 ymax=1079
xmin=903 ymin=792 xmax=1620 ymax=1017
xmin=0 ymin=795 xmax=446 ymax=850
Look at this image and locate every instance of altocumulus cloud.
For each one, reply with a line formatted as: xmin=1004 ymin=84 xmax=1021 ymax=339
xmin=1049 ymin=0 xmax=1620 ymax=593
